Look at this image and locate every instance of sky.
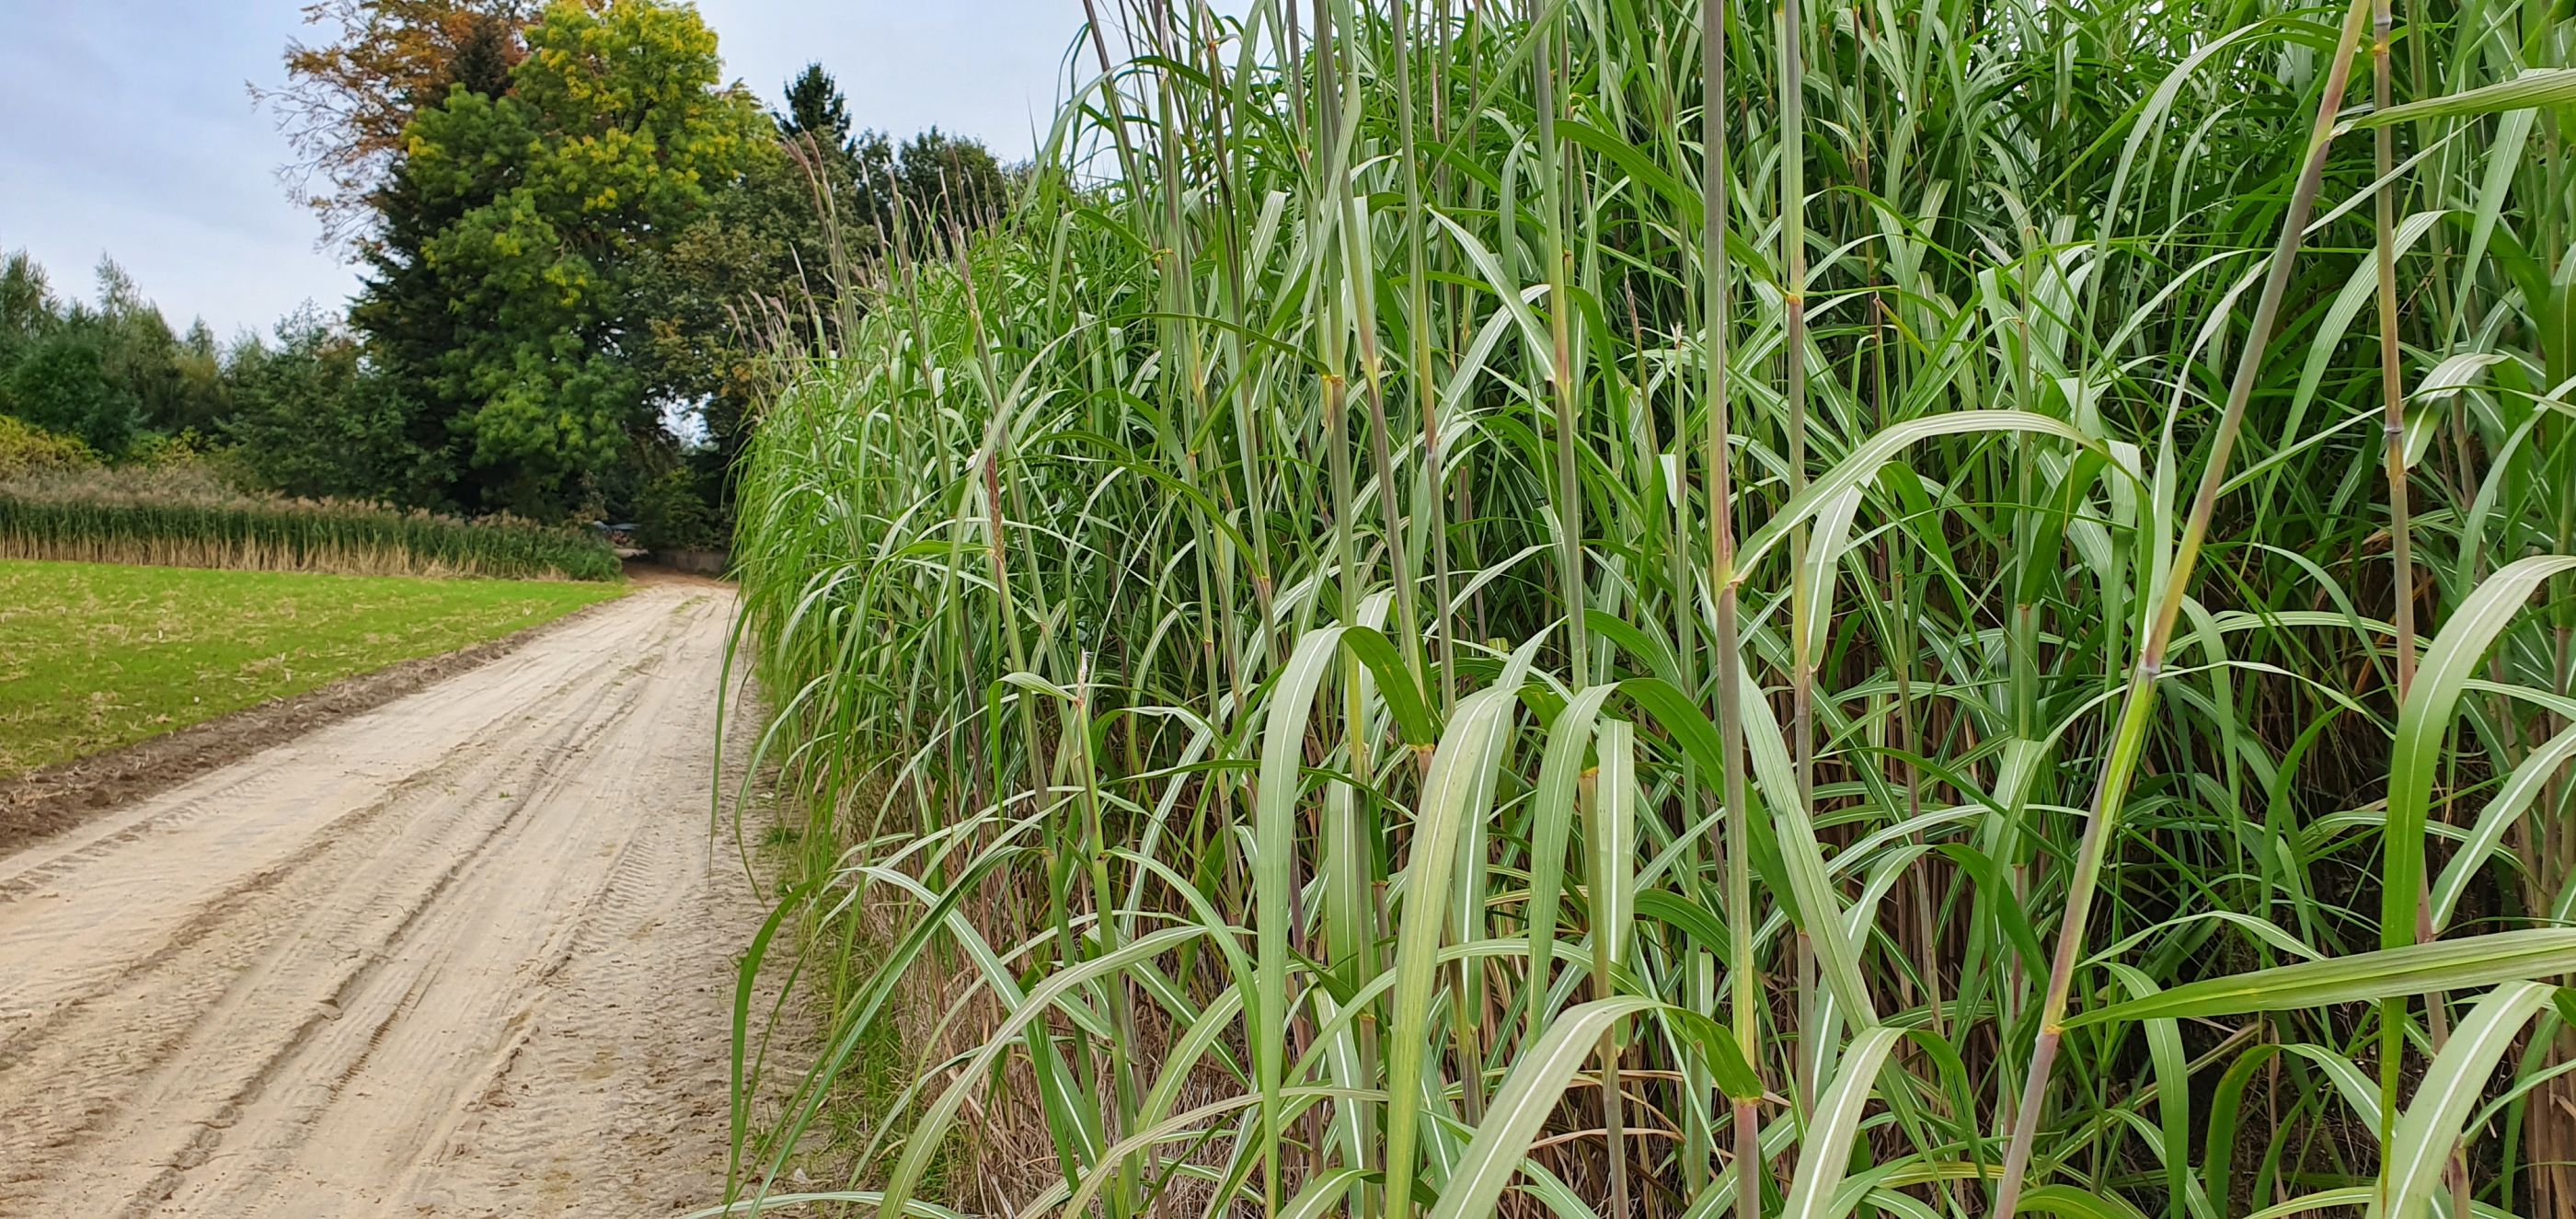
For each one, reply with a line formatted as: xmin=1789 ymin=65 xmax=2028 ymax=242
xmin=0 ymin=2 xmax=1103 ymax=343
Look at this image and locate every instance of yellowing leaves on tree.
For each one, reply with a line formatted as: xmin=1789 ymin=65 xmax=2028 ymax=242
xmin=357 ymin=0 xmax=762 ymax=514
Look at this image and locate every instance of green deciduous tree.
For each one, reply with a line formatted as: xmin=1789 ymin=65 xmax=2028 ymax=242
xmin=355 ymin=0 xmax=765 ymax=516
xmin=86 ymin=259 xmax=221 ymax=437
xmin=852 ymin=127 xmax=1011 ymax=252
xmin=0 ymin=251 xmax=57 ymax=366
xmin=0 ymin=251 xmax=226 ymax=455
xmin=631 ymin=123 xmax=838 ymax=479
xmin=4 ymin=335 xmax=138 ymax=456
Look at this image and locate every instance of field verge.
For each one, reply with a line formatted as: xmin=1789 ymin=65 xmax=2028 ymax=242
xmin=0 ymin=559 xmax=623 ymax=782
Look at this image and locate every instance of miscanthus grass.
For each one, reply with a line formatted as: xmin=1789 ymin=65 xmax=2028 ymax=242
xmin=0 ymin=469 xmax=620 ymax=581
xmin=724 ymin=2 xmax=2576 ymax=1216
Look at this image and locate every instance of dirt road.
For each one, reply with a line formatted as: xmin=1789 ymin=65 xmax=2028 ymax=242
xmin=0 ymin=582 xmax=769 ymax=1216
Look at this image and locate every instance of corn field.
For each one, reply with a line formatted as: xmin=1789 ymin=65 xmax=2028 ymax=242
xmin=726 ymin=1 xmax=2576 ymax=1216
xmin=0 ymin=491 xmax=620 ymax=581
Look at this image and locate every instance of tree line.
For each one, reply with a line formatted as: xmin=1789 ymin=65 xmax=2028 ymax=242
xmin=2 ymin=0 xmax=1007 ymax=547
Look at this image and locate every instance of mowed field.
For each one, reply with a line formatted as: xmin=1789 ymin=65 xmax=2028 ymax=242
xmin=0 ymin=559 xmax=623 ymax=777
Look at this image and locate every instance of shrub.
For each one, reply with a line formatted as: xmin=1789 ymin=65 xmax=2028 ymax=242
xmin=222 ymin=306 xmax=443 ymax=505
xmin=3 ymin=334 xmax=140 ymax=456
xmin=633 ymin=463 xmax=723 ymax=551
xmin=0 ymin=415 xmax=96 ymax=479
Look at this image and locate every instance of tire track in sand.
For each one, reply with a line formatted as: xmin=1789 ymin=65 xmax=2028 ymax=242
xmin=0 ymin=583 xmax=776 ymax=1217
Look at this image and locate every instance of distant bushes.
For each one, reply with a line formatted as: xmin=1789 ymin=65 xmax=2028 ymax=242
xmin=0 ymin=415 xmax=97 ymax=478
xmin=0 ymin=464 xmax=619 ymax=581
xmin=3 ymin=334 xmax=142 ymax=454
xmin=0 ymin=253 xmax=223 ymax=460
xmin=219 ymin=305 xmax=449 ymax=507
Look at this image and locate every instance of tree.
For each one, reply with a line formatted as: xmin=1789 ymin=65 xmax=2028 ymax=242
xmin=633 ymin=70 xmax=1013 ymax=532
xmin=635 ymin=64 xmax=885 ymax=451
xmin=769 ymin=65 xmax=1011 ymax=259
xmin=632 ymin=458 xmax=721 ymax=550
xmin=255 ymin=0 xmax=529 ymax=246
xmin=224 ymin=306 xmax=440 ymax=502
xmin=346 ymin=17 xmax=523 ymax=508
xmin=776 ymin=63 xmax=853 ymax=152
xmin=354 ymin=0 xmax=765 ymax=515
xmin=0 ymin=252 xmax=223 ymax=449
xmin=851 ymin=127 xmax=1012 ymax=253
xmin=0 ymin=251 xmax=56 ymax=363
xmin=440 ymin=9 xmax=518 ymax=99
xmin=627 ymin=64 xmax=876 ymax=537
xmin=630 ymin=141 xmax=810 ymax=453
xmin=770 ymin=63 xmax=867 ymax=250
xmin=172 ymin=321 xmax=232 ymax=437
xmin=3 ymin=335 xmax=138 ymax=455
xmin=86 ymin=259 xmax=211 ymax=436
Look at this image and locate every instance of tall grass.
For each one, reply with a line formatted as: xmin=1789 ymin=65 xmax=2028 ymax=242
xmin=727 ymin=2 xmax=2576 ymax=1216
xmin=1 ymin=467 xmax=618 ymax=581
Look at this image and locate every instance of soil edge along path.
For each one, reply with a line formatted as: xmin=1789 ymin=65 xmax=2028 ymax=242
xmin=0 ymin=581 xmax=771 ymax=1216
xmin=0 ymin=595 xmax=617 ymax=855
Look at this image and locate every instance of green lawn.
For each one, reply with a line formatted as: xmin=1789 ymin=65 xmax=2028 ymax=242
xmin=0 ymin=559 xmax=625 ymax=777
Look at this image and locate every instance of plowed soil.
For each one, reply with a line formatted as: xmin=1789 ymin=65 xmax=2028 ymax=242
xmin=0 ymin=582 xmax=772 ymax=1216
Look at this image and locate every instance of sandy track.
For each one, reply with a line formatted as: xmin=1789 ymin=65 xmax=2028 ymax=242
xmin=0 ymin=583 xmax=769 ymax=1217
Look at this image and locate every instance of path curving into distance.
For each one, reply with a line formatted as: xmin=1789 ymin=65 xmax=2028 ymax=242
xmin=0 ymin=581 xmax=772 ymax=1216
